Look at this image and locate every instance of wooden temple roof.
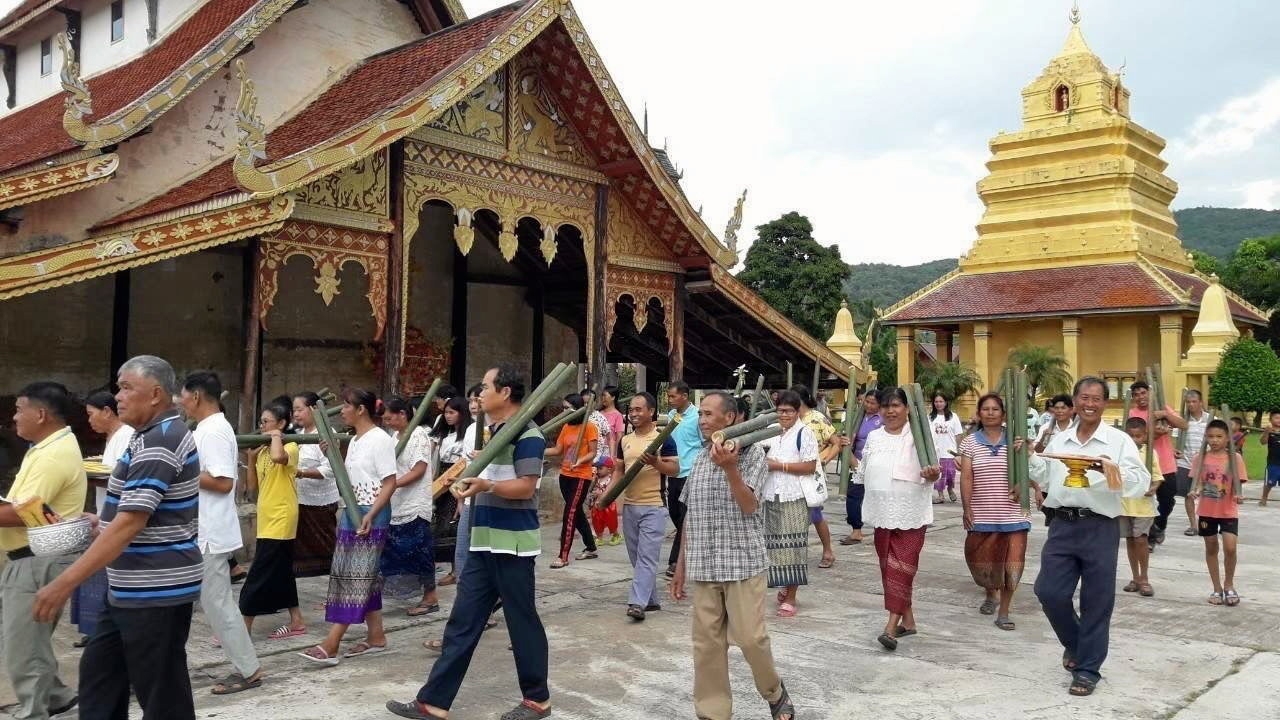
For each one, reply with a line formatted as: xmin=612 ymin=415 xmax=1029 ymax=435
xmin=882 ymin=260 xmax=1267 ymax=326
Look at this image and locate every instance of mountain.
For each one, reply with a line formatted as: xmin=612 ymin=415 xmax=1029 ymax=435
xmin=1174 ymin=207 xmax=1280 ymax=259
xmin=844 ymin=258 xmax=957 ymax=310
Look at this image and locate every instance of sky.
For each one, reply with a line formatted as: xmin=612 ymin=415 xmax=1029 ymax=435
xmin=4 ymin=0 xmax=1276 ymax=266
xmin=456 ymin=0 xmax=1280 ymax=266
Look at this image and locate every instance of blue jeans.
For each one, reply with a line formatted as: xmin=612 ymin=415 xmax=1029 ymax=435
xmin=845 ymin=483 xmax=865 ymax=530
xmin=453 ymin=501 xmax=472 ymax=575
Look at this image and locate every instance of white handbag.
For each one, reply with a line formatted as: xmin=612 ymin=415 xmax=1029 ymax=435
xmin=795 ymin=430 xmax=829 ymax=507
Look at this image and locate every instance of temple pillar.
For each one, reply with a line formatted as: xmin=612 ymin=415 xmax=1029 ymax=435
xmin=239 ymin=240 xmax=263 ymax=433
xmin=589 ymin=185 xmax=608 ymax=387
xmin=1061 ymin=317 xmax=1081 ymax=383
xmin=896 ymin=327 xmax=915 ymax=385
xmin=669 ymin=283 xmax=685 ymax=381
xmin=1159 ymin=313 xmax=1183 ymax=395
xmin=973 ymin=322 xmax=991 ymax=390
xmin=936 ymin=329 xmax=953 ymax=363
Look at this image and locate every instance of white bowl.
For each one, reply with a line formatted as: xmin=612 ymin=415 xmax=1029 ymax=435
xmin=28 ymin=515 xmax=92 ymax=557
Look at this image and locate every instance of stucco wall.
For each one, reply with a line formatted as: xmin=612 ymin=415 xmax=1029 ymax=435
xmin=0 ymin=275 xmax=115 ymax=393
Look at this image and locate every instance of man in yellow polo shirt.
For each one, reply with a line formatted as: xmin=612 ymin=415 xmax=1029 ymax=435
xmin=1 ymin=381 xmax=86 ymax=719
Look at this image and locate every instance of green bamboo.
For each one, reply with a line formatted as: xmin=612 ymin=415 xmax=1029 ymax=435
xmin=453 ymin=363 xmax=576 ymax=490
xmin=237 ymin=433 xmax=350 ymax=448
xmin=812 ymin=360 xmax=821 ymax=396
xmin=1176 ymin=388 xmax=1191 ymax=453
xmin=724 ymin=424 xmax=784 ymax=451
xmin=396 ymin=377 xmax=443 ymax=458
xmin=1003 ymin=369 xmax=1017 ymax=491
xmin=597 ymin=415 xmax=682 ymax=507
xmin=786 ymin=361 xmax=793 ymax=390
xmin=838 ymin=372 xmax=864 ymax=496
xmin=1144 ymin=367 xmax=1156 ymax=473
xmin=749 ymin=374 xmax=766 ymax=418
xmin=709 ymin=411 xmax=779 ymax=445
xmin=904 ymin=383 xmax=934 ymax=468
xmin=313 ymin=398 xmax=363 ymax=527
xmin=1016 ymin=370 xmax=1031 ymax=512
xmin=539 ymin=405 xmax=587 ymax=436
xmin=913 ymin=383 xmax=938 ymax=466
xmin=1221 ymin=403 xmax=1241 ymax=498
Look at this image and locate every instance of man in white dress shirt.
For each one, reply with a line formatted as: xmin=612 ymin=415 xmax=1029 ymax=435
xmin=179 ymin=372 xmax=262 ymax=694
xmin=1028 ymin=376 xmax=1150 ymax=698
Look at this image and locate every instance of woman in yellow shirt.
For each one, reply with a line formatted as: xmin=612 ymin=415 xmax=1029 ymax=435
xmin=240 ymin=402 xmax=305 ymax=639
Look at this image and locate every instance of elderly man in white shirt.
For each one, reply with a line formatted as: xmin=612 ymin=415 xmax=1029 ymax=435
xmin=1174 ymin=389 xmax=1209 ymax=535
xmin=1027 ymin=376 xmax=1150 ymax=699
xmin=179 ymin=372 xmax=263 ymax=695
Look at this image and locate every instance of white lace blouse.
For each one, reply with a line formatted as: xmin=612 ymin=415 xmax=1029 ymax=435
xmin=763 ymin=422 xmax=819 ymax=502
xmin=857 ymin=425 xmax=934 ymax=530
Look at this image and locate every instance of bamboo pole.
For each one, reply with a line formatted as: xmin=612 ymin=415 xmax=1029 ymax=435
xmin=905 ymin=383 xmax=935 ymax=468
xmin=838 ymin=372 xmax=865 ymax=496
xmin=1176 ymin=388 xmax=1191 ymax=453
xmin=812 ymin=359 xmax=821 ymax=396
xmin=1144 ymin=367 xmax=1156 ymax=473
xmin=1003 ymin=369 xmax=1016 ymax=490
xmin=453 ymin=363 xmax=576 ymax=491
xmin=1015 ymin=369 xmax=1031 ymax=512
xmin=396 ymin=378 xmax=443 ymax=458
xmin=749 ymin=373 xmax=766 ymax=418
xmin=786 ymin=361 xmax=793 ymax=389
xmin=709 ymin=411 xmax=779 ymax=445
xmin=1222 ymin=403 xmax=1241 ymax=498
xmin=539 ymin=405 xmax=587 ymax=436
xmin=723 ymin=425 xmax=784 ymax=452
xmin=313 ymin=398 xmax=363 ymax=527
xmin=597 ymin=416 xmax=682 ymax=507
xmin=237 ymin=433 xmax=349 ymax=448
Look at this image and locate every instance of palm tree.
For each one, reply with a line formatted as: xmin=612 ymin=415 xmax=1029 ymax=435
xmin=915 ymin=361 xmax=983 ymax=402
xmin=1005 ymin=342 xmax=1074 ymax=401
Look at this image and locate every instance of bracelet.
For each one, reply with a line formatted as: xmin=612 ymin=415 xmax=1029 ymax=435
xmin=784 ymin=462 xmax=789 ymax=474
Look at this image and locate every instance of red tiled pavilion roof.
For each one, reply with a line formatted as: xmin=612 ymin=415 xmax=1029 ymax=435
xmin=0 ymin=0 xmax=266 ymax=176
xmin=0 ymin=0 xmax=58 ymax=37
xmin=102 ymin=3 xmax=524 ymax=227
xmin=884 ymin=263 xmax=1267 ymax=326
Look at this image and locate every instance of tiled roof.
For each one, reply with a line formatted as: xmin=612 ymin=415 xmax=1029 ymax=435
xmin=0 ymin=0 xmax=263 ymax=176
xmin=1155 ymin=267 xmax=1268 ymax=324
xmin=0 ymin=0 xmax=58 ymax=37
xmin=102 ymin=3 xmax=523 ymax=227
xmin=885 ymin=263 xmax=1192 ymax=323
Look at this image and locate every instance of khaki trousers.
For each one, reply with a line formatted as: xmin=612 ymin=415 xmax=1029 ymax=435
xmin=0 ymin=554 xmax=78 ymax=720
xmin=691 ymin=572 xmax=783 ymax=720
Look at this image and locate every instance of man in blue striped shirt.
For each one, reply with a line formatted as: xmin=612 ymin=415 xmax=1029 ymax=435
xmin=35 ymin=355 xmax=201 ymax=720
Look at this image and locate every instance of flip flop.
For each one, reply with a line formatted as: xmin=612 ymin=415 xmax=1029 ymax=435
xmin=994 ymin=617 xmax=1016 ymax=631
xmin=437 ymin=574 xmax=457 ymax=586
xmin=839 ymin=535 xmax=862 ymax=545
xmin=268 ymin=625 xmax=306 ymax=640
xmin=422 ymin=638 xmax=444 ymax=653
xmin=297 ymin=645 xmax=339 ymax=666
xmin=1122 ymin=581 xmax=1139 ymax=593
xmin=407 ymin=603 xmax=440 ymax=617
xmin=1208 ymin=591 xmax=1224 ymax=606
xmin=386 ymin=699 xmax=447 ymax=719
xmin=877 ymin=633 xmax=898 ymax=651
xmin=343 ymin=641 xmax=387 ymax=658
xmin=776 ymin=602 xmax=797 ymax=618
xmin=1062 ymin=650 xmax=1078 ymax=671
xmin=1139 ymin=583 xmax=1155 ymax=597
xmin=767 ymin=681 xmax=795 ymax=720
xmin=979 ymin=599 xmax=997 ymax=615
xmin=894 ymin=626 xmax=917 ymax=638
xmin=499 ymin=699 xmax=552 ymax=720
xmin=211 ymin=671 xmax=263 ymax=695
xmin=1183 ymin=527 xmax=1197 ymax=536
xmin=1225 ymin=589 xmax=1241 ymax=606
xmin=576 ymin=550 xmax=599 ymax=560
xmin=818 ymin=555 xmax=835 ymax=569
xmin=549 ymin=558 xmax=568 ymax=569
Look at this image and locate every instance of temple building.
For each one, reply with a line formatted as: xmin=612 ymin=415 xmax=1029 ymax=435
xmin=0 ymin=0 xmax=851 ymax=458
xmin=882 ymin=10 xmax=1266 ymax=406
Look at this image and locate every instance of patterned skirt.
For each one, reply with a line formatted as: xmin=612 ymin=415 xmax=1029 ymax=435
xmin=380 ymin=516 xmax=436 ymax=598
xmin=294 ymin=503 xmax=338 ymax=578
xmin=874 ymin=526 xmax=927 ymax=614
xmin=71 ymin=568 xmax=109 ymax=635
xmin=764 ymin=497 xmax=810 ymax=588
xmin=964 ymin=529 xmax=1029 ymax=592
xmin=324 ymin=505 xmax=391 ymax=625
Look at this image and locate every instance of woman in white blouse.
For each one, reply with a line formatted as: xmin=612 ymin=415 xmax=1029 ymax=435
xmin=292 ymin=392 xmax=339 ymax=577
xmin=763 ymin=390 xmax=820 ymax=618
xmin=857 ymin=387 xmax=940 ymax=651
xmin=432 ymin=396 xmax=476 ymax=586
xmin=380 ymin=397 xmax=439 ymax=617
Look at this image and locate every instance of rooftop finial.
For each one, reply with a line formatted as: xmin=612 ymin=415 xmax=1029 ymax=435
xmin=1069 ymin=1 xmax=1080 ymax=25
xmin=643 ymin=102 xmax=649 ymax=139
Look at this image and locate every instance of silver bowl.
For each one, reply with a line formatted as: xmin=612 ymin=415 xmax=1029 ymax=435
xmin=28 ymin=515 xmax=92 ymax=557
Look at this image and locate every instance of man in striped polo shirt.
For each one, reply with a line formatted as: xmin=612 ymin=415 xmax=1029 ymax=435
xmin=34 ymin=355 xmax=202 ymax=720
xmin=388 ymin=364 xmax=551 ymax=720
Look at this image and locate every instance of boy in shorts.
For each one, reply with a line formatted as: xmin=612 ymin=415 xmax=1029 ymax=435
xmin=1259 ymin=410 xmax=1280 ymax=507
xmin=1189 ymin=419 xmax=1247 ymax=607
xmin=1120 ymin=418 xmax=1159 ymax=597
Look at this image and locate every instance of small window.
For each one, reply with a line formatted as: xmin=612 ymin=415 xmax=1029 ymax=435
xmin=40 ymin=36 xmax=52 ymax=76
xmin=111 ymin=1 xmax=125 ymax=43
xmin=1054 ymin=84 xmax=1070 ymax=112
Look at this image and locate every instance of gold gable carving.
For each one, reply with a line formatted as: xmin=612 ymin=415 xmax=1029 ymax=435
xmin=427 ymin=68 xmax=506 ymax=146
xmin=607 ymin=193 xmax=677 ymax=265
xmin=508 ymin=53 xmax=594 ymax=167
xmin=294 ymin=150 xmax=389 ymax=217
xmin=605 ymin=266 xmax=675 ymax=350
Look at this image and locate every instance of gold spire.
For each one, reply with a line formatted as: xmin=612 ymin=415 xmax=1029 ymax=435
xmin=827 ymin=300 xmax=865 ymax=368
xmin=1184 ymin=275 xmax=1240 ymax=367
xmin=1070 ymin=1 xmax=1080 ymax=25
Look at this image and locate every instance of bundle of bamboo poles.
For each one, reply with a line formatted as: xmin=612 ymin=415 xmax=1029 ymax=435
xmin=1175 ymin=388 xmax=1191 ymax=454
xmin=597 ymin=415 xmax=682 ymax=507
xmin=904 ymin=383 xmax=937 ymax=471
xmin=722 ymin=424 xmax=784 ymax=452
xmin=452 ymin=362 xmax=577 ymax=493
xmin=539 ymin=405 xmax=586 ymax=436
xmin=395 ymin=378 xmax=443 ymax=458
xmin=1143 ymin=366 xmax=1165 ymax=473
xmin=709 ymin=411 xmax=779 ymax=446
xmin=748 ymin=374 xmax=767 ymax=418
xmin=236 ymin=433 xmax=350 ymax=448
xmin=312 ymin=397 xmax=364 ymax=527
xmin=838 ymin=374 xmax=869 ymax=496
xmin=1000 ymin=369 xmax=1031 ymax=512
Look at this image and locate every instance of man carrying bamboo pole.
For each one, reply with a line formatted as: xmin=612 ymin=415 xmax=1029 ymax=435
xmin=388 ymin=365 xmax=550 ymax=720
xmin=664 ymin=381 xmax=703 ymax=578
xmin=1127 ymin=380 xmax=1186 ymax=548
xmin=1028 ymin=377 xmax=1151 ymax=697
xmin=614 ymin=392 xmax=679 ymax=621
xmin=670 ymin=391 xmax=794 ymax=720
xmin=1175 ymin=390 xmax=1210 ymax=531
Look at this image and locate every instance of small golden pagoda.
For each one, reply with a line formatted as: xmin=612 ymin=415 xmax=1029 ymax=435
xmin=883 ymin=8 xmax=1265 ymax=406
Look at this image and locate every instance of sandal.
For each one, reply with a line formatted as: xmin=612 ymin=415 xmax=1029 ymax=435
xmin=818 ymin=555 xmax=835 ymax=569
xmin=1062 ymin=650 xmax=1078 ymax=671
xmin=437 ymin=573 xmax=457 ymax=586
xmin=1225 ymin=589 xmax=1241 ymax=607
xmin=1138 ymin=583 xmax=1154 ymax=598
xmin=1184 ymin=527 xmax=1197 ymax=536
xmin=549 ymin=558 xmax=568 ymax=569
xmin=1122 ymin=581 xmax=1139 ymax=593
xmin=422 ymin=638 xmax=444 ymax=653
xmin=343 ymin=641 xmax=387 ymax=658
xmin=211 ymin=671 xmax=263 ymax=695
xmin=268 ymin=624 xmax=306 ymax=640
xmin=1208 ymin=591 xmax=1225 ymax=606
xmin=1068 ymin=672 xmax=1097 ymax=696
xmin=776 ymin=602 xmax=797 ymax=618
xmin=499 ymin=698 xmax=551 ymax=719
xmin=407 ymin=603 xmax=440 ymax=617
xmin=297 ymin=645 xmax=340 ymax=666
xmin=767 ymin=681 xmax=795 ymax=720
xmin=386 ymin=699 xmax=447 ymax=719
xmin=839 ymin=534 xmax=862 ymax=545
xmin=979 ymin=598 xmax=997 ymax=615
xmin=486 ymin=616 xmax=500 ymax=630
xmin=576 ymin=550 xmax=598 ymax=561
xmin=994 ymin=617 xmax=1016 ymax=631
xmin=777 ymin=589 xmax=788 ymax=605
xmin=894 ymin=625 xmax=917 ymax=638
xmin=877 ymin=633 xmax=898 ymax=651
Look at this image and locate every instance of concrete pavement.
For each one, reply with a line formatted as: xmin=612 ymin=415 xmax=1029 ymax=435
xmin=6 ymin=490 xmax=1280 ymax=719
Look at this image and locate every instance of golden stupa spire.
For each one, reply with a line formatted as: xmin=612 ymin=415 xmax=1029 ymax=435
xmin=1058 ymin=2 xmax=1094 ymax=57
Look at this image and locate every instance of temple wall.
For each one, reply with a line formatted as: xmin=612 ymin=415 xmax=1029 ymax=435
xmin=1076 ymin=316 xmax=1142 ymax=378
xmin=260 ymin=255 xmax=379 ymax=409
xmin=407 ymin=204 xmax=456 ymax=347
xmin=14 ymin=0 xmax=423 ymax=250
xmin=0 ymin=276 xmax=115 ymax=393
xmin=987 ymin=319 xmax=1061 ymax=378
xmin=79 ymin=0 xmax=152 ymax=78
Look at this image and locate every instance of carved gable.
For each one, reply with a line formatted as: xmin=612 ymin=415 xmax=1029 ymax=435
xmin=295 ymin=150 xmax=389 ymax=217
xmin=508 ymin=53 xmax=594 ymax=168
xmin=427 ymin=68 xmax=507 ymax=146
xmin=607 ymin=192 xmax=678 ymax=268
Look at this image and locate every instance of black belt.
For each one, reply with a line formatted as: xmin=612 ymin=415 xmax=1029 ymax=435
xmin=1051 ymin=507 xmax=1105 ymax=521
xmin=6 ymin=546 xmax=33 ymax=561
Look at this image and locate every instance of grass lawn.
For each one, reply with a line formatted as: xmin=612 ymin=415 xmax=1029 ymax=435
xmin=1243 ymin=430 xmax=1266 ymax=482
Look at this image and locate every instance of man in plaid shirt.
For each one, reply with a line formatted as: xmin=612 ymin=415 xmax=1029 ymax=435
xmin=671 ymin=391 xmax=793 ymax=720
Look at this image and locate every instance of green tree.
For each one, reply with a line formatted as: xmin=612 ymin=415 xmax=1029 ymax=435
xmin=1209 ymin=338 xmax=1280 ymax=415
xmin=737 ymin=212 xmax=851 ymax=341
xmin=1222 ymin=235 xmax=1280 ymax=310
xmin=847 ymin=299 xmax=896 ymax=387
xmin=1005 ymin=342 xmax=1074 ymax=401
xmin=915 ymin=361 xmax=983 ymax=401
xmin=1190 ymin=250 xmax=1223 ymax=277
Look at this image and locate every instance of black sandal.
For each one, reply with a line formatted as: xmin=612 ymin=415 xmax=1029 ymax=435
xmin=211 ymin=671 xmax=263 ymax=695
xmin=1068 ymin=672 xmax=1097 ymax=696
xmin=768 ymin=682 xmax=795 ymax=720
xmin=877 ymin=633 xmax=898 ymax=651
xmin=894 ymin=625 xmax=917 ymax=638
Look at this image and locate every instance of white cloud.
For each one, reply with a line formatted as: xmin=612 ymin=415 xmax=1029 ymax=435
xmin=1241 ymin=179 xmax=1280 ymax=210
xmin=1171 ymin=77 xmax=1280 ymax=159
